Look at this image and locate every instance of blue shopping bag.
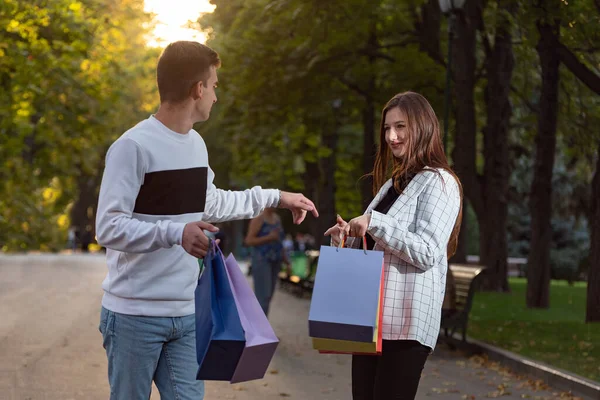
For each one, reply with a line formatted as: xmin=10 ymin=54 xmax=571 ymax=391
xmin=195 ymin=243 xmax=246 ymax=381
xmin=308 ymin=238 xmax=384 ymax=343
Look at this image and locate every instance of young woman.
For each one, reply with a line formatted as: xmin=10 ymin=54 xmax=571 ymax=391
xmin=245 ymin=208 xmax=289 ymax=316
xmin=325 ymin=91 xmax=463 ymax=400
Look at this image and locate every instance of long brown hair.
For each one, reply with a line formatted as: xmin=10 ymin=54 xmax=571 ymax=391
xmin=371 ymin=91 xmax=463 ymax=258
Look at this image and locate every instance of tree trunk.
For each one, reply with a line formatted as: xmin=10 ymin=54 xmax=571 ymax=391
xmin=361 ymin=20 xmax=378 ymax=211
xmin=451 ymin=1 xmax=484 ymax=268
xmin=415 ymin=0 xmax=442 ymax=64
xmin=479 ymin=9 xmax=514 ymax=292
xmin=526 ymin=20 xmax=560 ymax=309
xmin=317 ymin=122 xmax=339 ymax=247
xmin=449 ymin=198 xmax=468 ymax=263
xmin=419 ymin=0 xmax=469 ymax=265
xmin=451 ymin=2 xmax=481 ymax=215
xmin=361 ymin=98 xmax=376 ymax=211
xmin=70 ymin=169 xmax=102 ymax=248
xmin=587 ymin=145 xmax=600 ymax=322
xmin=536 ymin=4 xmax=600 ymax=320
xmin=303 ymin=160 xmax=320 ymax=242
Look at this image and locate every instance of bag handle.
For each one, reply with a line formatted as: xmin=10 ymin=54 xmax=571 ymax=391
xmin=198 ymin=238 xmax=216 ymax=274
xmin=338 ymin=235 xmax=368 ymax=255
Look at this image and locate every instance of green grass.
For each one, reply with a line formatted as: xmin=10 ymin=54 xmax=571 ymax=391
xmin=469 ymin=278 xmax=600 ymax=382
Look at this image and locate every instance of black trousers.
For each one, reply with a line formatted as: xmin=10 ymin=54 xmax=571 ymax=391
xmin=352 ymin=340 xmax=430 ymax=400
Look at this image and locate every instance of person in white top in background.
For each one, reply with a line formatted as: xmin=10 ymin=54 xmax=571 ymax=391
xmin=95 ymin=41 xmax=319 ymax=400
xmin=325 ymin=91 xmax=462 ymax=400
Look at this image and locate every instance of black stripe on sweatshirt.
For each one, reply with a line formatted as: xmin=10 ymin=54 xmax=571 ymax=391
xmin=133 ymin=167 xmax=207 ymax=215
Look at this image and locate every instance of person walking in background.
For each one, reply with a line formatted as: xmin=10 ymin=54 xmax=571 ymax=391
xmin=245 ymin=207 xmax=289 ymax=316
xmin=325 ymin=91 xmax=462 ymax=400
xmin=67 ymin=227 xmax=77 ymax=252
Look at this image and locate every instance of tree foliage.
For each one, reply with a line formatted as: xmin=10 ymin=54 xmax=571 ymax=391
xmin=2 ymin=0 xmax=600 ymax=322
xmin=0 ymin=0 xmax=157 ymax=251
xmin=199 ymin=0 xmax=446 ymax=238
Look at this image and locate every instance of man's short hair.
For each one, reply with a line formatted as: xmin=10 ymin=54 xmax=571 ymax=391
xmin=156 ymin=41 xmax=221 ymax=104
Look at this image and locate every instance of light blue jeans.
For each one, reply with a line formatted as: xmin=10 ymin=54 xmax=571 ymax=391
xmin=99 ymin=307 xmax=205 ymax=400
xmin=251 ymin=256 xmax=281 ymax=316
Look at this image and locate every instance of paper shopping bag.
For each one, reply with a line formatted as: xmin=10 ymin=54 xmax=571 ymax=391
xmin=312 ymin=264 xmax=384 ymax=355
xmin=195 ymin=245 xmax=245 ymax=381
xmin=308 ymin=240 xmax=384 ymax=343
xmin=223 ymin=253 xmax=279 ymax=383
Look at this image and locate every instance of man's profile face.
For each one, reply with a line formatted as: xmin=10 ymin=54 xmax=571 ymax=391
xmin=195 ymin=65 xmax=218 ymax=123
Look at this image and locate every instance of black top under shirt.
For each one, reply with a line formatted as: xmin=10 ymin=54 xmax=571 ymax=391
xmin=365 ymin=173 xmax=415 ymax=250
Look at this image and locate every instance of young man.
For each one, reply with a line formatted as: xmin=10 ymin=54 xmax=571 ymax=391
xmin=95 ymin=41 xmax=319 ymax=400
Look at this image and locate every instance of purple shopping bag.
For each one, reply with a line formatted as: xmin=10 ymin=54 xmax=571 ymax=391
xmin=222 ymin=253 xmax=279 ymax=383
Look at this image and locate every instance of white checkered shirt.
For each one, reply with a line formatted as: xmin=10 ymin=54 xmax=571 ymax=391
xmin=346 ymin=168 xmax=461 ymax=350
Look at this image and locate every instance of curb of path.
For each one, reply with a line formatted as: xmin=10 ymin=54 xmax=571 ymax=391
xmin=444 ymin=335 xmax=600 ymax=400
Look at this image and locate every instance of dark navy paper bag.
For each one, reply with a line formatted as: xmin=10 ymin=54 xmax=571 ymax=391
xmin=195 ymin=244 xmax=245 ymax=381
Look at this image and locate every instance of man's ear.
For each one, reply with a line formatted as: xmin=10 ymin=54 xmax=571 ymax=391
xmin=191 ymin=81 xmax=204 ymax=100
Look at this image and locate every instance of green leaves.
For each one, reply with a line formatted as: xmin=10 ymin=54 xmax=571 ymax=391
xmin=198 ymin=0 xmax=445 ymax=218
xmin=0 ymin=0 xmax=155 ymax=250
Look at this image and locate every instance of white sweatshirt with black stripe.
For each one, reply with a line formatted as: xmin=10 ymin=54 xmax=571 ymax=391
xmin=95 ymin=116 xmax=279 ymax=317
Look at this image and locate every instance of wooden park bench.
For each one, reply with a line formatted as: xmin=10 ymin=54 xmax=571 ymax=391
xmin=440 ymin=264 xmax=486 ymax=343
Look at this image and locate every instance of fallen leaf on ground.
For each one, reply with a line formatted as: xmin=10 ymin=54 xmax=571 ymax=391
xmin=486 ymin=390 xmax=511 ymax=398
xmin=431 ymin=387 xmax=460 ymax=394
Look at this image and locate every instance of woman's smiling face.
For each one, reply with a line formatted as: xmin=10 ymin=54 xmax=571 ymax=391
xmin=384 ymin=107 xmax=408 ymax=158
